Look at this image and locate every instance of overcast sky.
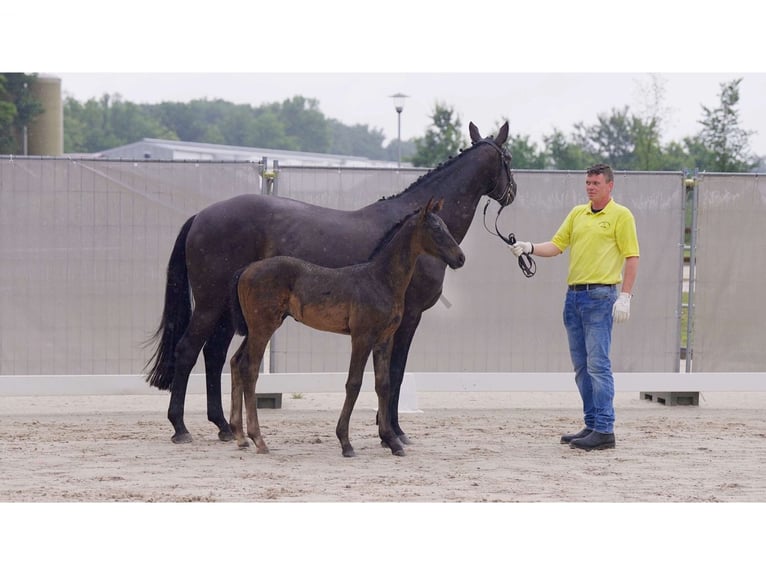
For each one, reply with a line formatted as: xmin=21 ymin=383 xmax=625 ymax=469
xmin=12 ymin=1 xmax=766 ymax=155
xmin=50 ymin=72 xmax=766 ymax=155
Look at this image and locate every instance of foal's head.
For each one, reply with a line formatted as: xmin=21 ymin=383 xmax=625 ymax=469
xmin=417 ymin=198 xmax=465 ymax=270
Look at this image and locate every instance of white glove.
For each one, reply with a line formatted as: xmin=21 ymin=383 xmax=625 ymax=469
xmin=510 ymin=241 xmax=533 ymax=258
xmin=612 ymin=292 xmax=632 ymax=323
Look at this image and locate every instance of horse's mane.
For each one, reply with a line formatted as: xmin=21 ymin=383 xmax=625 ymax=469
xmin=376 ymin=138 xmax=486 ymax=202
xmin=366 ymin=206 xmax=421 ymax=261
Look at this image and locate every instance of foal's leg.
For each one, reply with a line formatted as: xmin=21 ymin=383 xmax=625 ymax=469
xmin=336 ymin=337 xmax=372 ymax=458
xmin=229 ymin=339 xmax=249 ymax=448
xmin=242 ymin=332 xmax=272 ymax=454
xmin=373 ymin=340 xmax=405 ymax=457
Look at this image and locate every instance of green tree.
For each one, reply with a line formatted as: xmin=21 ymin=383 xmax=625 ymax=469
xmin=507 ymin=133 xmax=547 ymax=169
xmin=409 ymin=102 xmax=466 ymax=167
xmin=542 ymin=128 xmax=596 ymax=170
xmin=328 ymin=120 xmax=387 ymax=159
xmin=150 ymin=99 xmax=229 ymax=143
xmin=249 ymin=109 xmax=289 ymax=148
xmin=633 ymin=74 xmax=671 ymax=170
xmin=631 ymin=116 xmax=664 ymax=171
xmin=572 ymin=106 xmax=636 ymax=169
xmin=384 ymin=138 xmax=415 ymax=163
xmin=219 ymin=104 xmax=262 ymax=147
xmin=696 ymin=78 xmax=758 ymax=172
xmin=656 ymin=139 xmax=697 ymax=171
xmin=63 ymin=94 xmax=175 ymax=152
xmin=0 ymin=77 xmax=16 ymax=152
xmin=493 ymin=117 xmax=548 ymax=168
xmin=264 ymin=96 xmax=330 ymax=151
xmin=0 ymin=73 xmax=43 ymax=154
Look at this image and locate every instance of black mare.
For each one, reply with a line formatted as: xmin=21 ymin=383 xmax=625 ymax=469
xmin=145 ymin=121 xmax=516 ymax=443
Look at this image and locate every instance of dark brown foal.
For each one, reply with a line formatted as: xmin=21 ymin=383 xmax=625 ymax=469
xmin=229 ymin=198 xmax=465 ymax=457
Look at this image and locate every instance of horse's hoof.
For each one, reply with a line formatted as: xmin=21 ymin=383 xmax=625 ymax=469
xmin=342 ymin=448 xmax=357 ymax=458
xmin=384 ymin=434 xmax=411 ymax=446
xmin=218 ymin=430 xmax=235 ymax=442
xmin=237 ymin=440 xmax=250 ymax=449
xmin=256 ymin=446 xmax=270 ymax=454
xmin=392 ymin=449 xmax=406 ymax=457
xmin=171 ymin=432 xmax=193 ymax=444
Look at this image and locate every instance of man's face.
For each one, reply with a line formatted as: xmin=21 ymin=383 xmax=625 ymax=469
xmin=585 ymin=173 xmax=613 ymax=205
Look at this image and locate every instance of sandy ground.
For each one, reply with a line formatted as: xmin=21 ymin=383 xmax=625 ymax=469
xmin=2 ymin=389 xmax=766 ymax=503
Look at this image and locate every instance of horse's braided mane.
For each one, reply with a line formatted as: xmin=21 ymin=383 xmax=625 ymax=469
xmin=366 ymin=205 xmax=422 ymax=261
xmin=376 ymin=138 xmax=486 ymax=202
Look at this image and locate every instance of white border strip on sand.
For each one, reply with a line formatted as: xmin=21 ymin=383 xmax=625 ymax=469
xmin=0 ymin=371 xmax=764 ymax=396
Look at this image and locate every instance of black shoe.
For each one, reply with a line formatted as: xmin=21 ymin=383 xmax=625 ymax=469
xmin=560 ymin=427 xmax=592 ymax=444
xmin=570 ymin=431 xmax=616 ymax=451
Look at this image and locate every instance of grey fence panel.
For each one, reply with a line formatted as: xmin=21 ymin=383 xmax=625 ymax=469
xmin=0 ymin=158 xmax=260 ymax=376
xmin=269 ymin=168 xmax=684 ymax=374
xmin=267 ymin=167 xmax=427 ymax=373
xmin=275 ymin=165 xmax=426 ymax=207
xmin=417 ymin=170 xmax=684 ymax=374
xmin=692 ymin=174 xmax=766 ymax=371
xmin=0 ymin=158 xmax=695 ymax=379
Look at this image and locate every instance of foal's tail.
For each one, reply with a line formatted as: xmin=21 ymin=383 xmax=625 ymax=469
xmin=144 ymin=215 xmax=196 ymax=390
xmin=229 ymin=267 xmax=248 ymax=338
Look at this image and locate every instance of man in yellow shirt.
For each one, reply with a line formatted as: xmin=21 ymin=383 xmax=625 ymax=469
xmin=511 ymin=163 xmax=639 ymax=451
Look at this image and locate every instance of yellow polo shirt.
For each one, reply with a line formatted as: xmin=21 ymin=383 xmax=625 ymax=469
xmin=551 ymin=198 xmax=640 ymax=286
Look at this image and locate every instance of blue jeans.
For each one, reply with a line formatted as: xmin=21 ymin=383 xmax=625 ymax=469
xmin=563 ymin=285 xmax=619 ymax=434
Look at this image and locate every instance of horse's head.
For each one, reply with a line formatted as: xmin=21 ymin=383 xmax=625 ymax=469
xmin=419 ymin=197 xmax=466 ymax=270
xmin=469 ymin=121 xmax=517 ymax=208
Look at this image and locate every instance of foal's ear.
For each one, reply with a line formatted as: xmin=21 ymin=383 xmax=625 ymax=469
xmin=424 ymin=196 xmax=443 ymax=215
xmin=424 ymin=196 xmax=435 ymax=215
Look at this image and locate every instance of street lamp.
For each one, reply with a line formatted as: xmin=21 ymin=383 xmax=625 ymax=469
xmin=390 ymin=93 xmax=408 ymax=168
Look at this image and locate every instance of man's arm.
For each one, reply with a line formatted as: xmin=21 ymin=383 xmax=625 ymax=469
xmin=621 ymin=256 xmax=639 ymax=295
xmin=510 ymin=240 xmax=562 ymax=258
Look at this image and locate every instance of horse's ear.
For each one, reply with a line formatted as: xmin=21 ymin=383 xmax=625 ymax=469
xmin=469 ymin=122 xmax=481 ymax=143
xmin=495 ymin=121 xmax=509 ymax=145
xmin=433 ymin=198 xmax=444 ymax=213
xmin=424 ymin=196 xmax=435 ymax=216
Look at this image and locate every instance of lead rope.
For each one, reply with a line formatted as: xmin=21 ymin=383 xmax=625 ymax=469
xmin=482 ymin=199 xmax=536 ymax=278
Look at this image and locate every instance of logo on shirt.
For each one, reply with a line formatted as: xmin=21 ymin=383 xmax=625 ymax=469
xmin=599 ymin=221 xmax=611 ymax=230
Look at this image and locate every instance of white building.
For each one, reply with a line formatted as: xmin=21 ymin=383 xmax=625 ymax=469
xmin=97 ymin=138 xmax=406 ymax=168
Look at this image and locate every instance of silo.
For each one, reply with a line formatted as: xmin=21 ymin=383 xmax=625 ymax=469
xmin=27 ymin=74 xmax=63 ymax=156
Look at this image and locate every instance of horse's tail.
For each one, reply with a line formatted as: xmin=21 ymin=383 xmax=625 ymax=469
xmin=229 ymin=267 xmax=248 ymax=337
xmin=144 ymin=215 xmax=196 ymax=390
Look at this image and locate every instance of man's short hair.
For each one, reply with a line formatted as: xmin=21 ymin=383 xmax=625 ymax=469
xmin=587 ymin=163 xmax=614 ymax=183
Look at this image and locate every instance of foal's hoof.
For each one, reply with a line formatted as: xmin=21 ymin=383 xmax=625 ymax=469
xmin=171 ymin=432 xmax=193 ymax=444
xmin=218 ymin=430 xmax=235 ymax=442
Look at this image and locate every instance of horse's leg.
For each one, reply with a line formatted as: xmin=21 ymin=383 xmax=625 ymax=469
xmin=385 ymin=311 xmax=424 ymax=445
xmin=336 ymin=337 xmax=372 ymax=458
xmin=373 ymin=339 xmax=405 ymax=457
xmin=242 ymin=333 xmax=271 ymax=454
xmin=167 ymin=308 xmax=222 ymax=443
xmin=202 ymin=313 xmax=235 ymax=441
xmin=229 ymin=339 xmax=248 ymax=448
